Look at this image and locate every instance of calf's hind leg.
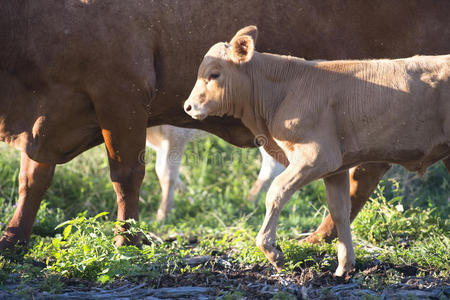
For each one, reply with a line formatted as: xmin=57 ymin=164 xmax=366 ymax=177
xmin=324 ymin=171 xmax=354 ymax=276
xmin=303 ymin=162 xmax=391 ymax=244
xmin=0 ymin=152 xmax=55 ymax=250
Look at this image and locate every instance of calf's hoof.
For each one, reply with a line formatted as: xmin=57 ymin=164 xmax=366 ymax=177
xmin=299 ymin=233 xmax=325 ymax=245
xmin=271 ymin=254 xmax=285 ymax=273
xmin=299 ymin=222 xmax=337 ymax=245
xmin=257 ymin=240 xmax=285 ymax=272
xmin=334 ymin=263 xmax=355 ymax=277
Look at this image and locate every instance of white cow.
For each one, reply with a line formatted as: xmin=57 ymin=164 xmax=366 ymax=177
xmin=146 ymin=125 xmax=283 ymax=221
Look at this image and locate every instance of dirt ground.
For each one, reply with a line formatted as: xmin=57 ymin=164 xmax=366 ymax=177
xmin=1 ymin=254 xmax=448 ymax=299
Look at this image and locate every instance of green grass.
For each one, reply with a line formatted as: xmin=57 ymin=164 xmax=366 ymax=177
xmin=0 ymin=137 xmax=448 ymax=293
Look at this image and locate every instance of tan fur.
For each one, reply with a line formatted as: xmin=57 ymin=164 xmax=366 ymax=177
xmin=184 ymin=26 xmax=450 ymax=276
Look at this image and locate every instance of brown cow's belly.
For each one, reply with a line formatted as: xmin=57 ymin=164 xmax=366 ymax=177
xmin=0 ymin=118 xmax=103 ymax=164
xmin=0 ymin=74 xmax=102 ymax=164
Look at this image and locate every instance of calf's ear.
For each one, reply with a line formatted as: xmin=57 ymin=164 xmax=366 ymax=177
xmin=229 ymin=25 xmax=258 ymax=64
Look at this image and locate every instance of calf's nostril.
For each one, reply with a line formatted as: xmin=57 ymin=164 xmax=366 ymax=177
xmin=185 ymin=105 xmax=192 ymax=112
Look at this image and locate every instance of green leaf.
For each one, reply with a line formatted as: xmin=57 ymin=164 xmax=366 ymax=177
xmin=55 ymin=220 xmax=73 ymax=230
xmin=97 ymin=274 xmax=111 ymax=284
xmin=63 ymin=224 xmax=72 ymax=240
xmin=52 ymin=238 xmax=60 ymax=249
xmin=83 ymin=244 xmax=91 ymax=255
xmin=93 ymin=212 xmax=109 ymax=221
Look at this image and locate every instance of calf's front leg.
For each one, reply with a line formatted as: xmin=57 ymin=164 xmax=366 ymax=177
xmin=256 ymin=149 xmax=332 ymax=272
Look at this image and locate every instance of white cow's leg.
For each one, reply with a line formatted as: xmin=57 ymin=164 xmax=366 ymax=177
xmin=155 ymin=142 xmax=184 ymax=221
xmin=324 ymin=171 xmax=355 ymax=276
xmin=148 ymin=125 xmax=205 ymax=221
xmin=247 ymin=147 xmax=284 ymax=203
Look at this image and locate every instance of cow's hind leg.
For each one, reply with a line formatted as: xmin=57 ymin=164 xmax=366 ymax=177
xmin=0 ymin=152 xmax=55 ymax=250
xmin=302 ymin=162 xmax=391 ymax=244
xmin=324 ymin=171 xmax=354 ymax=276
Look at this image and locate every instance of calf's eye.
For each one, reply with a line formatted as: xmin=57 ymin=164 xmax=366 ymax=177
xmin=208 ymin=73 xmax=220 ymax=80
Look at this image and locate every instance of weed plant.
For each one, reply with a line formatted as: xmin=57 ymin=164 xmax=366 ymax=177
xmin=0 ymin=137 xmax=448 ymax=290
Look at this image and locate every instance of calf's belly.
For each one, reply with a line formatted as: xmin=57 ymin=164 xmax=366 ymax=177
xmin=341 ymin=143 xmax=450 ymax=174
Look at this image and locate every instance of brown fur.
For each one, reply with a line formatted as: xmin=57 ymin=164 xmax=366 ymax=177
xmin=1 ymin=0 xmax=449 ymax=250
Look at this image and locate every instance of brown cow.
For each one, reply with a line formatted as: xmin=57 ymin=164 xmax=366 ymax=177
xmin=0 ymin=0 xmax=449 ymax=250
xmin=183 ymin=26 xmax=450 ymax=276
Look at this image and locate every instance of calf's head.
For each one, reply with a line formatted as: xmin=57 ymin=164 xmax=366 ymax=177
xmin=184 ymin=26 xmax=258 ymax=120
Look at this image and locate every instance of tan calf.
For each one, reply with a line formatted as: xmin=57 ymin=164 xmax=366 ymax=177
xmin=184 ymin=26 xmax=450 ymax=276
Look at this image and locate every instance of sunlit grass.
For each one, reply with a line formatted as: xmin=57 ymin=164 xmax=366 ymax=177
xmin=0 ymin=137 xmax=448 ymax=291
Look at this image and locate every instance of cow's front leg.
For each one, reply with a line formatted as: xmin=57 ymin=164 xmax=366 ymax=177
xmin=103 ymin=124 xmax=146 ymax=246
xmin=324 ymin=171 xmax=354 ymax=276
xmin=302 ymin=162 xmax=391 ymax=244
xmin=94 ymin=92 xmax=148 ymax=246
xmin=0 ymin=152 xmax=55 ymax=250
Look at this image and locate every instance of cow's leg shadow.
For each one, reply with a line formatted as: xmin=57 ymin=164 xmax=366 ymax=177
xmin=0 ymin=152 xmax=55 ymax=250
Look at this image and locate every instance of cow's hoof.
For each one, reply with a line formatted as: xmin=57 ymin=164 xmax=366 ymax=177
xmin=156 ymin=210 xmax=168 ymax=222
xmin=0 ymin=237 xmax=15 ymax=250
xmin=0 ymin=236 xmax=28 ymax=258
xmin=114 ymin=233 xmax=141 ymax=247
